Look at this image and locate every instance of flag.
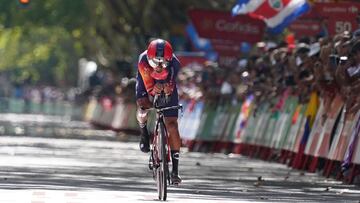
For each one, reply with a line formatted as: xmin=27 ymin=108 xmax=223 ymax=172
xmin=232 ymin=0 xmax=310 ymax=34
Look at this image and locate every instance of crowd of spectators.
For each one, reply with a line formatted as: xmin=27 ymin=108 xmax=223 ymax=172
xmin=177 ymin=30 xmax=360 ymax=116
xmin=81 ymin=28 xmax=360 ymax=120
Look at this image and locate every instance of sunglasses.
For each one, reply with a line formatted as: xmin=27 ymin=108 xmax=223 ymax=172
xmin=150 ymin=57 xmax=169 ymax=68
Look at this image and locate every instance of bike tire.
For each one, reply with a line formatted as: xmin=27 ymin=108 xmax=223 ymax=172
xmin=157 ymin=121 xmax=168 ymax=201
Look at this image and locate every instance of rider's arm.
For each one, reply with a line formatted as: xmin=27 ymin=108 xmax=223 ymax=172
xmin=164 ymin=55 xmax=181 ymax=94
xmin=168 ymin=55 xmax=181 ymax=84
xmin=138 ymin=60 xmax=155 ymax=96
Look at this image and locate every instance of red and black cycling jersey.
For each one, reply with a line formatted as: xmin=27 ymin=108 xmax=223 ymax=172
xmin=137 ymin=50 xmax=181 ymax=96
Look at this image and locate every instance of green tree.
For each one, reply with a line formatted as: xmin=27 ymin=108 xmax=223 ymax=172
xmin=0 ymin=0 xmax=236 ymax=85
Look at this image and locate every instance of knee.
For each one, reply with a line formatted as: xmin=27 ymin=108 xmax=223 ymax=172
xmin=136 ymin=105 xmax=150 ymax=124
xmin=137 ymin=97 xmax=152 ymax=109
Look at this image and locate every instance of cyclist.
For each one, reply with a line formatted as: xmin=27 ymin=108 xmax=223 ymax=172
xmin=135 ymin=38 xmax=182 ymax=184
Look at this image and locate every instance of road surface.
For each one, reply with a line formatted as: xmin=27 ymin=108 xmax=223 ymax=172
xmin=0 ymin=114 xmax=359 ymax=202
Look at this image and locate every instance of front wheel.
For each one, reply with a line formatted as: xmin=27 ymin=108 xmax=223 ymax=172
xmin=156 ymin=121 xmax=168 ymax=201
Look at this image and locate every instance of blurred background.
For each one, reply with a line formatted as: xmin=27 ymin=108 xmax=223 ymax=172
xmin=0 ymin=0 xmax=359 ymax=134
xmin=0 ymin=0 xmax=359 ymax=144
xmin=0 ymin=1 xmax=360 ymax=201
xmin=0 ymin=0 xmax=236 ymax=100
xmin=0 ymin=0 xmax=246 ymax=122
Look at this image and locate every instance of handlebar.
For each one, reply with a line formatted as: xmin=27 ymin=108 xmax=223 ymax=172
xmin=153 ymin=91 xmax=169 ymax=108
xmin=156 ymin=104 xmax=183 ymax=113
xmin=153 ymin=91 xmax=183 ymax=115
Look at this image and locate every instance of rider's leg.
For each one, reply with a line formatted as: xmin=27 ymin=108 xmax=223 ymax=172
xmin=136 ymin=97 xmax=152 ymax=153
xmin=136 ymin=97 xmax=151 ymax=129
xmin=136 ymin=70 xmax=153 ymax=153
xmin=161 ymin=88 xmax=181 ymax=183
xmin=164 ymin=117 xmax=181 ymax=151
xmin=164 ymin=117 xmax=182 ymax=183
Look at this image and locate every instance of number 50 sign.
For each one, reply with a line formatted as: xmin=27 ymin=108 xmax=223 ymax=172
xmin=335 ymin=21 xmax=353 ymax=33
xmin=329 ymin=15 xmax=358 ymax=35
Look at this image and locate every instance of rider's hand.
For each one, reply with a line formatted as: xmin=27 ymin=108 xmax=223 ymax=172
xmin=164 ymin=82 xmax=174 ymax=96
xmin=151 ymin=83 xmax=163 ymax=95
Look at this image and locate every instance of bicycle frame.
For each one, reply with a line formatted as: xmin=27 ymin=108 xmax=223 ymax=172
xmin=149 ymin=102 xmax=182 ymax=201
xmin=153 ymin=112 xmax=171 ymax=164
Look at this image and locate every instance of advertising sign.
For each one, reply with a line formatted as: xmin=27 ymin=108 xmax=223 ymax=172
xmin=289 ymin=2 xmax=360 ymax=36
xmin=188 ymin=9 xmax=265 ymax=43
xmin=289 ymin=20 xmax=322 ymax=37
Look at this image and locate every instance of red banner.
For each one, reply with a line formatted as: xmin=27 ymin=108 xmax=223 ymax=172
xmin=314 ymin=2 xmax=360 ymax=35
xmin=289 ymin=20 xmax=322 ymax=37
xmin=188 ymin=9 xmax=265 ymax=43
xmin=290 ymin=2 xmax=360 ymax=37
xmin=314 ymin=2 xmax=360 ymax=17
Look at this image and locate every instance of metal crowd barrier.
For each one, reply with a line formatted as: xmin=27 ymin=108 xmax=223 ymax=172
xmin=84 ymin=91 xmax=360 ymax=184
xmin=0 ymin=97 xmax=84 ymax=120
